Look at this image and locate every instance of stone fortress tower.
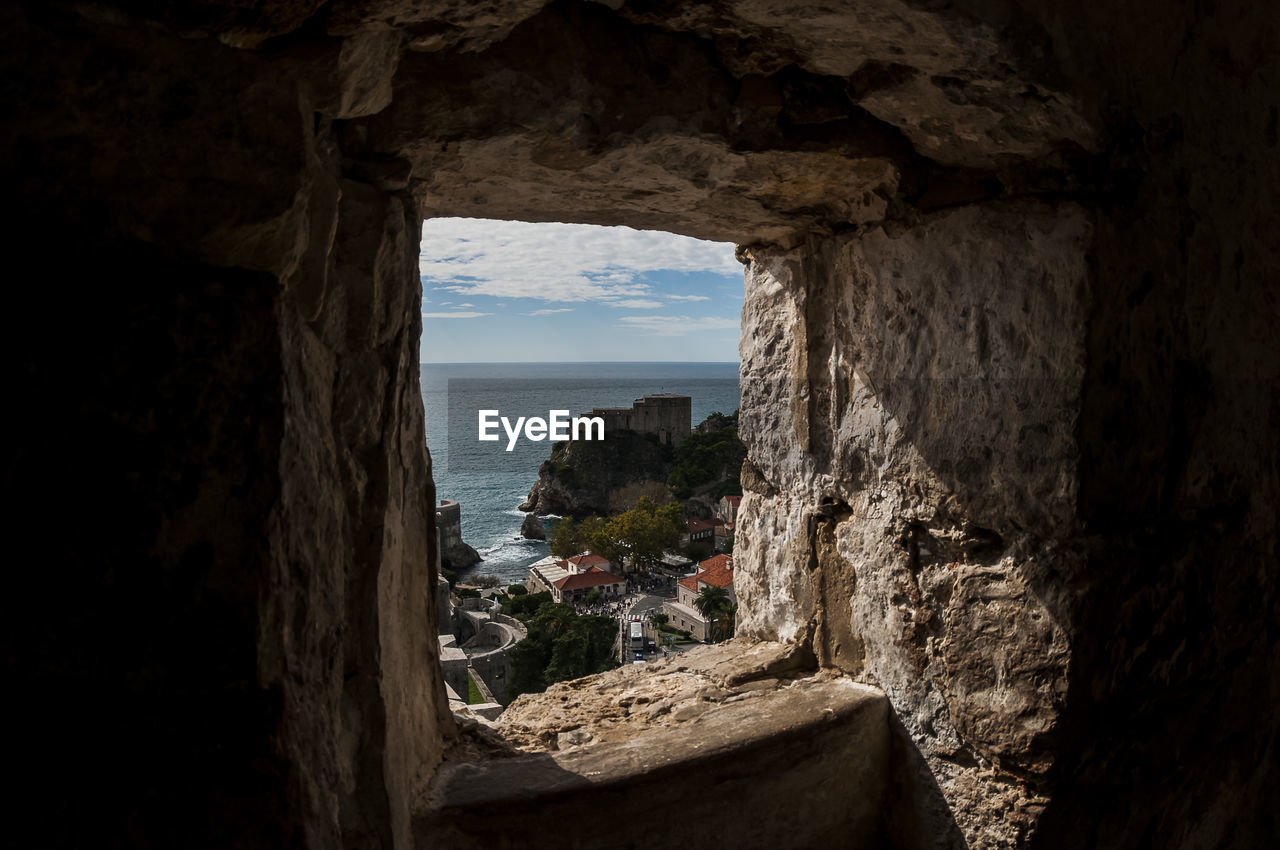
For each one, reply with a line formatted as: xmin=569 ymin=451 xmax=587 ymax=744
xmin=436 ymin=499 xmax=480 ymax=569
xmin=582 ymin=394 xmax=692 ymax=446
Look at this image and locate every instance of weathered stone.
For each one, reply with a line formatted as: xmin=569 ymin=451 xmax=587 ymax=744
xmin=420 ymin=644 xmax=890 ymax=848
xmin=518 ymin=511 xmax=545 ymax=540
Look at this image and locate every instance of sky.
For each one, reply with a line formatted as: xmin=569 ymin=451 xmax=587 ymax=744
xmin=419 ymin=218 xmax=744 ymax=363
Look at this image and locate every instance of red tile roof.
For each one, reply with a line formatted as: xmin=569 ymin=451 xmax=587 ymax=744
xmin=724 ymin=495 xmax=741 ymax=507
xmin=695 ymin=555 xmax=734 ymax=589
xmin=566 ymin=553 xmax=611 ymax=568
xmin=553 ymin=569 xmax=625 ymax=591
xmin=698 ymin=553 xmax=733 ymax=572
xmin=686 ymin=518 xmax=717 ymax=532
xmin=679 ymin=554 xmax=734 ymax=593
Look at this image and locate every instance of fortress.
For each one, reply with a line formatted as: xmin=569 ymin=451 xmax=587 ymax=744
xmin=583 ymin=394 xmax=691 ymax=447
xmin=436 ymin=499 xmax=480 ymax=569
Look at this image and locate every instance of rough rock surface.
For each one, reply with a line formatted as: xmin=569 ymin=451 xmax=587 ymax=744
xmin=734 ymin=201 xmax=1087 ymax=844
xmin=498 ymin=639 xmax=817 ymax=749
xmin=4 ymin=1 xmax=1277 ymax=849
xmin=518 ymin=432 xmax=673 ymax=516
xmin=440 ymin=539 xmax=482 ymax=569
xmin=419 ymin=641 xmax=890 ymax=848
xmin=518 ymin=512 xmax=545 ymax=540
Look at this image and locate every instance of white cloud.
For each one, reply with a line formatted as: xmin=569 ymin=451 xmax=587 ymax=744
xmin=605 ymin=299 xmax=664 ymax=309
xmin=617 ymin=315 xmax=741 ymax=337
xmin=420 ymin=218 xmax=740 ymax=303
xmin=667 ymin=294 xmax=712 ymax=302
xmin=422 ymin=311 xmax=492 ymax=319
xmin=529 ymin=308 xmax=575 ymax=316
xmin=458 ymin=302 xmax=475 ymax=307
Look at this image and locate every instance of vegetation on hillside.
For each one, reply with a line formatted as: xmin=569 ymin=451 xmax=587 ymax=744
xmin=666 ymin=411 xmax=747 ymax=499
xmin=527 ymin=412 xmax=746 ymax=516
xmin=506 ymin=596 xmax=619 ymax=704
xmin=537 ymin=430 xmax=674 ymax=512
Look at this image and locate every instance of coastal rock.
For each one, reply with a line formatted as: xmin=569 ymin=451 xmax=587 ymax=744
xmin=441 ymin=540 xmax=482 ymax=570
xmin=520 ymin=432 xmax=674 ymax=517
xmin=519 ymin=512 xmax=545 ymax=540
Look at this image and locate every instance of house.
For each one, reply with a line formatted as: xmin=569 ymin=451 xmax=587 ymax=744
xmin=662 ymin=554 xmax=735 ymax=642
xmin=683 ymin=518 xmax=717 ymax=546
xmin=527 ymin=553 xmax=624 ymax=604
xmin=718 ymin=494 xmax=741 ymax=524
xmin=563 ymin=552 xmax=614 ymax=572
xmin=551 ymin=566 xmax=625 ymax=604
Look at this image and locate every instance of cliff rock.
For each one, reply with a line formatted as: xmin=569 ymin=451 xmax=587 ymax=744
xmin=441 ymin=539 xmax=482 ymax=570
xmin=519 ymin=512 xmax=546 ymax=540
xmin=519 ymin=431 xmax=674 ymax=517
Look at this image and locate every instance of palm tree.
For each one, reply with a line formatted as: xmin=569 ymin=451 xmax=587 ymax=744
xmin=694 ymin=585 xmax=732 ymax=642
xmin=718 ymin=603 xmax=737 ymax=641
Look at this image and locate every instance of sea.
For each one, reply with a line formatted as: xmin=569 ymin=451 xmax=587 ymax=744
xmin=420 ymin=362 xmax=741 ymax=585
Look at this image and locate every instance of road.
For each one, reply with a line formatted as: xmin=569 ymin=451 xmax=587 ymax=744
xmin=618 ymin=588 xmax=701 ymax=662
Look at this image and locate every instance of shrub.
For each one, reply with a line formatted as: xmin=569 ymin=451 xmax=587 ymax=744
xmin=509 ymin=590 xmax=553 ymax=617
xmin=507 ymin=584 xmax=528 ymax=596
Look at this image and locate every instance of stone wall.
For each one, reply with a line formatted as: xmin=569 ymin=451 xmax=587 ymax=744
xmin=737 ymin=200 xmax=1091 ymax=844
xmin=2 ymin=5 xmax=452 ymax=847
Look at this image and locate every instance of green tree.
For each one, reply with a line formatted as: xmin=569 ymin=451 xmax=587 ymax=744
xmin=507 ymin=584 xmax=528 ymax=596
xmin=718 ymin=603 xmax=738 ymax=642
xmin=578 ymin=515 xmax=623 ymax=566
xmin=548 ymin=517 xmax=583 ymax=559
xmin=506 ymin=597 xmax=620 ymax=703
xmin=508 ymin=590 xmax=552 ymax=617
xmin=606 ymin=496 xmax=683 ymax=573
xmin=584 ymin=588 xmax=603 ymax=605
xmin=545 ymin=615 xmax=618 ymax=684
xmin=651 ymin=612 xmax=669 ymax=629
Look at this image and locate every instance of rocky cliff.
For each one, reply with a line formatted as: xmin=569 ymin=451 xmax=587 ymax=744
xmin=440 ymin=539 xmax=482 ymax=570
xmin=519 ymin=431 xmax=674 ymax=517
xmin=520 ymin=512 xmax=546 ymax=540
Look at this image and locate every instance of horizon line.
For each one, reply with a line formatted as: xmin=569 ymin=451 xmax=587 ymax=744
xmin=420 ymin=360 xmax=741 ymax=366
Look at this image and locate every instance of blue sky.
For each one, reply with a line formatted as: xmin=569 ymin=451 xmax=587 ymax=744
xmin=419 ymin=218 xmax=744 ymax=363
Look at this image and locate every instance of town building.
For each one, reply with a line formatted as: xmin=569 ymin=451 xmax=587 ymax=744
xmin=527 ymin=553 xmax=625 ymax=604
xmin=684 ymin=518 xmax=717 ymax=546
xmin=663 ymin=554 xmax=735 ymax=642
xmin=718 ymin=494 xmax=741 ymax=524
xmin=713 ymin=522 xmax=733 ymax=551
